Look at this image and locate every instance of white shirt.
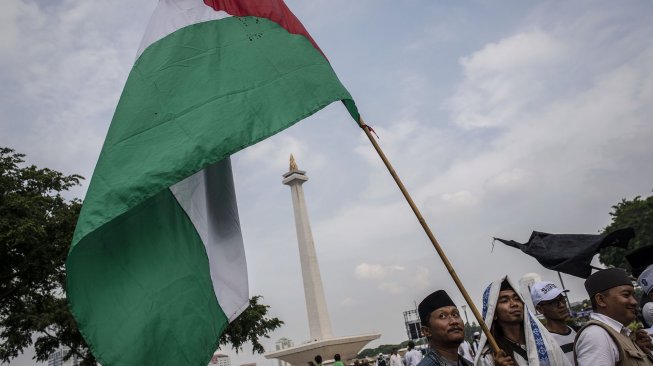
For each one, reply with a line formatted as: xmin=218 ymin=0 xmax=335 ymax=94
xmin=405 ymin=349 xmax=423 ymax=366
xmin=548 ymin=326 xmax=577 ymax=365
xmin=471 ymin=339 xmax=480 ymax=357
xmin=458 ymin=341 xmax=474 ymax=363
xmin=390 ymin=354 xmax=403 ymax=366
xmin=575 ymin=312 xmax=630 ymax=366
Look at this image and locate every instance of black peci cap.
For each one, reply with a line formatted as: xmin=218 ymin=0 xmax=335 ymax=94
xmin=418 ymin=290 xmax=456 ymax=325
xmin=584 ymin=268 xmax=633 ymax=298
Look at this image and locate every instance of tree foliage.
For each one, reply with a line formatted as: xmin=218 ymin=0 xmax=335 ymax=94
xmin=219 ymin=295 xmax=284 ymax=354
xmin=1 ymin=147 xmax=282 ymax=364
xmin=599 ymin=194 xmax=653 ymax=273
xmin=357 ymin=339 xmax=428 ymax=359
xmin=0 ymin=147 xmax=86 ymax=364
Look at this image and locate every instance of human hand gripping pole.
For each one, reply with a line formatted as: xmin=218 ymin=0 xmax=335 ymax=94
xmin=359 ymin=118 xmax=501 ymax=355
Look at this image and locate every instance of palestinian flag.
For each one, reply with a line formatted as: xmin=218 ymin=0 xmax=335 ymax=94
xmin=66 ymin=1 xmax=358 ymax=365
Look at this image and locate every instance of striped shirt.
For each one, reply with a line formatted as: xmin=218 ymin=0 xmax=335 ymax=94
xmin=548 ymin=326 xmax=577 ymax=365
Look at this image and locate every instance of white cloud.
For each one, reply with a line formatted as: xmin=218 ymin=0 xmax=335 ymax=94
xmin=440 ymin=190 xmax=478 ymax=207
xmin=449 ymin=30 xmax=568 ymax=129
xmin=461 ymin=30 xmax=566 ymax=74
xmin=355 ymin=263 xmax=405 ymax=280
xmin=0 ymin=0 xmax=156 ymax=199
xmin=378 ymin=282 xmax=406 ymax=294
xmin=414 ymin=267 xmax=430 ymax=291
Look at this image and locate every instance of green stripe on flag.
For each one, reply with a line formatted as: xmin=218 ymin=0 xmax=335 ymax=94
xmin=67 ymin=13 xmax=359 ymax=366
xmin=71 ymin=16 xmax=355 ymax=249
xmin=67 ymin=188 xmax=228 ymax=366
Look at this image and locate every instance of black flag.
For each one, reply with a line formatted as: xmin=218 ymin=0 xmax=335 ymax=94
xmin=494 ymin=228 xmax=635 ymax=278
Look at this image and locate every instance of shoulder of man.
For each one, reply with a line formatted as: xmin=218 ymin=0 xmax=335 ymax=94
xmin=414 ymin=354 xmax=431 ymax=366
xmin=575 ymin=320 xmax=615 ymax=342
xmin=575 ymin=320 xmax=616 ymax=347
xmin=416 ymin=349 xmax=458 ymax=366
xmin=574 ymin=321 xmax=619 ymax=365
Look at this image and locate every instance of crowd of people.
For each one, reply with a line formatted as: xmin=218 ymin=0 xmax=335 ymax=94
xmin=310 ymin=264 xmax=653 ymax=366
xmin=414 ymin=264 xmax=653 ymax=365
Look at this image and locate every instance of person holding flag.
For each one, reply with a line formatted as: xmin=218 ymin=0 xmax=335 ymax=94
xmin=475 ymin=277 xmax=571 ymax=366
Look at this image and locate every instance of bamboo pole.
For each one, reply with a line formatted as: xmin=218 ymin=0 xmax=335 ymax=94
xmin=359 ymin=119 xmax=501 ymax=354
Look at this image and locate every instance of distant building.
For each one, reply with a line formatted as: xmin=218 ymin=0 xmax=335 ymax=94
xmin=276 ymin=338 xmax=294 ymax=366
xmin=47 ymin=347 xmax=80 ymax=366
xmin=209 ymin=353 xmax=231 ymax=366
xmin=403 ymin=309 xmax=422 ymax=341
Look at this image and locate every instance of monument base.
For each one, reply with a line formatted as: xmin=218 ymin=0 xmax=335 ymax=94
xmin=265 ymin=334 xmax=381 ymax=366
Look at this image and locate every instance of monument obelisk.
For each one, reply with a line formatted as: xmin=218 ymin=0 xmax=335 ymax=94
xmin=264 ymin=156 xmax=379 ymax=365
xmin=282 ymin=154 xmax=333 ymax=341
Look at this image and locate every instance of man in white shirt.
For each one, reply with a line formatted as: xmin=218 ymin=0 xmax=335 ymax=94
xmin=458 ymin=339 xmax=474 ymax=364
xmin=530 ymin=281 xmax=576 ymax=364
xmin=574 ymin=268 xmax=653 ymax=365
xmin=404 ymin=341 xmax=423 ymax=366
xmin=390 ymin=348 xmax=403 ymax=366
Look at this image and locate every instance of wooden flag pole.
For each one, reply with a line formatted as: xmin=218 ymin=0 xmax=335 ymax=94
xmin=359 ymin=119 xmax=501 ymax=354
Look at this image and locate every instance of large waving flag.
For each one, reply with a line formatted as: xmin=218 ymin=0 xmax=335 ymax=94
xmin=66 ymin=1 xmax=358 ymax=365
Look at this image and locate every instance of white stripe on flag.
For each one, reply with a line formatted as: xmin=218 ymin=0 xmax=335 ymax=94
xmin=170 ymin=158 xmax=249 ymax=321
xmin=137 ymin=0 xmax=231 ymax=59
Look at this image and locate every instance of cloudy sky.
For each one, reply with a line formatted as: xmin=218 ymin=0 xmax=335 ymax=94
xmin=3 ymin=0 xmax=653 ymax=365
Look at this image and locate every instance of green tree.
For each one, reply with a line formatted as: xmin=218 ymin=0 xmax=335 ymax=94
xmin=0 ymin=147 xmax=85 ymax=364
xmin=599 ymin=194 xmax=653 ymax=273
xmin=219 ymin=295 xmax=283 ymax=354
xmin=0 ymin=148 xmax=282 ymax=365
xmin=464 ymin=322 xmax=481 ymax=342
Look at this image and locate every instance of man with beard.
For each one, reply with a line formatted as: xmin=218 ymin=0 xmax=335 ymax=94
xmin=575 ymin=268 xmax=653 ymax=365
xmin=530 ymin=281 xmax=576 ymax=364
xmin=417 ymin=290 xmax=514 ymax=366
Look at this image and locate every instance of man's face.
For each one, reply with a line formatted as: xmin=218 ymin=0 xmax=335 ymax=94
xmin=595 ymin=285 xmax=638 ymax=325
xmin=536 ymin=294 xmax=569 ymax=321
xmin=495 ymin=289 xmax=524 ymax=325
xmin=420 ymin=305 xmax=465 ymax=346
